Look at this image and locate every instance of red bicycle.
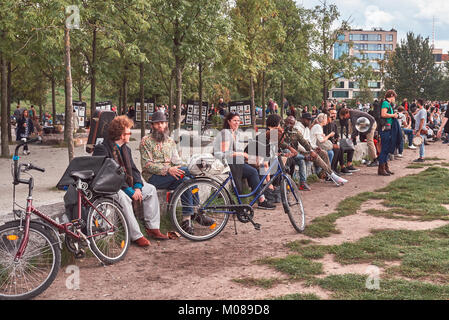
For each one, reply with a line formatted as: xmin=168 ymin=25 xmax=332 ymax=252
xmin=0 ymin=138 xmax=130 ymax=300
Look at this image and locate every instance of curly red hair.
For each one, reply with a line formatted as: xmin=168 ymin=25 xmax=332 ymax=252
xmin=108 ymin=115 xmax=134 ymax=141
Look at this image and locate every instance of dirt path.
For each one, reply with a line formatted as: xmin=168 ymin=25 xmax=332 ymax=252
xmin=3 ymin=135 xmax=447 ymax=300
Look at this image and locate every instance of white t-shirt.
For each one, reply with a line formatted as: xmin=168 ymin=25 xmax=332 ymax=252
xmin=310 ymin=124 xmax=325 ymax=149
xmin=398 ymin=113 xmax=407 ymax=127
xmin=294 ymin=121 xmax=311 ymax=143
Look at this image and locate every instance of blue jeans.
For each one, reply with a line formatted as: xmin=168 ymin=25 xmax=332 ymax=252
xmin=293 ymin=154 xmax=307 ymax=183
xmin=148 ymin=167 xmax=195 ymax=216
xmin=419 ymin=134 xmax=425 ymax=158
xmin=402 ymin=128 xmax=414 ymax=147
xmin=379 ymin=130 xmax=392 ymax=164
xmin=327 ymin=150 xmax=334 ymax=165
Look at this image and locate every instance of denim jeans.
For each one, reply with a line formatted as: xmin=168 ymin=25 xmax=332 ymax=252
xmin=293 ymin=154 xmax=307 ymax=183
xmin=148 ymin=167 xmax=195 ymax=216
xmin=402 ymin=128 xmax=414 ymax=147
xmin=419 ymin=134 xmax=425 ymax=158
xmin=327 ymin=150 xmax=334 ymax=165
xmin=379 ymin=130 xmax=392 ymax=164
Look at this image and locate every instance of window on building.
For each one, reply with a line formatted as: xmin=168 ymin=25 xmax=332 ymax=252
xmin=386 ymin=34 xmax=394 ymax=42
xmin=336 ymin=81 xmax=345 ymax=88
xmin=368 ymin=81 xmax=381 ymax=88
xmin=332 ymin=91 xmax=349 ymax=98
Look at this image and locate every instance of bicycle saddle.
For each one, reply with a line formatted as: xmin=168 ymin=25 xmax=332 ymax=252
xmin=70 ymin=170 xmax=95 ymax=180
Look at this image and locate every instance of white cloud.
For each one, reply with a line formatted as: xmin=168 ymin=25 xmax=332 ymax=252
xmin=363 ymin=5 xmax=395 ymax=29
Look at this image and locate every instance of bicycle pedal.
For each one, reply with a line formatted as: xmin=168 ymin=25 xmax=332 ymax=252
xmin=254 ymin=223 xmax=261 ymax=231
xmin=74 ymin=249 xmax=86 ymax=259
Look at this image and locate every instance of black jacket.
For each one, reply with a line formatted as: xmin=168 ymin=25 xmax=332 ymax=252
xmin=16 ymin=117 xmax=34 ymax=141
xmin=92 ymin=140 xmax=143 ymax=191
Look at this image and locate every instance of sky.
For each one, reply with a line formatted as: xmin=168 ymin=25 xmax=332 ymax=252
xmin=296 ymin=0 xmax=449 ymax=53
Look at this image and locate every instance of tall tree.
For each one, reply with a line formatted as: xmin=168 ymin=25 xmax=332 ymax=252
xmin=310 ymin=0 xmax=355 ymax=102
xmin=384 ymin=32 xmax=440 ymax=100
xmin=229 ymin=0 xmax=281 ymax=128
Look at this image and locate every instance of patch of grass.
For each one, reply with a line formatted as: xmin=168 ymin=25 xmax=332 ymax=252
xmin=286 ymin=242 xmax=330 ymax=260
xmin=314 ymin=274 xmax=449 ymax=300
xmin=303 ymin=192 xmax=379 ymax=238
xmin=306 ymin=174 xmax=319 ymax=184
xmin=261 ymin=255 xmax=324 ymax=281
xmin=424 ymin=157 xmax=444 ymax=161
xmin=232 ymin=277 xmax=281 ymax=289
xmin=270 ymin=293 xmax=321 ymax=300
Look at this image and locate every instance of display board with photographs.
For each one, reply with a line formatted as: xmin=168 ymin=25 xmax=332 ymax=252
xmin=73 ymin=101 xmax=87 ymax=128
xmin=135 ymin=99 xmax=155 ymax=122
xmin=227 ymin=100 xmax=252 ymax=126
xmin=185 ymin=100 xmax=209 ymax=127
xmin=95 ymin=101 xmax=112 ymax=111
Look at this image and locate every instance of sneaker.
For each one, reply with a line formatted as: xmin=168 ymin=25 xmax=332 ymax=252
xmin=396 ymin=154 xmax=403 ymax=158
xmin=181 ymin=219 xmax=195 ymax=235
xmin=192 ymin=212 xmax=215 ymax=227
xmin=340 ymin=167 xmax=353 ymax=175
xmin=258 ymin=200 xmax=276 ymax=210
xmin=409 ymin=145 xmax=417 ymax=150
xmin=367 ymin=160 xmax=379 ymax=167
xmin=346 ymin=165 xmax=360 ymax=172
xmin=264 ymin=189 xmax=276 ymax=203
xmin=413 ymin=158 xmax=425 ymax=163
xmin=299 ymin=182 xmax=311 ymax=191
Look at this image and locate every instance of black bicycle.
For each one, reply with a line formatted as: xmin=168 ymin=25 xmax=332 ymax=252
xmin=169 ymin=154 xmax=305 ymax=241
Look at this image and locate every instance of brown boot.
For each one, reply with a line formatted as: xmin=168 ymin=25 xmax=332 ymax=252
xmin=385 ymin=162 xmax=394 ymax=175
xmin=378 ymin=163 xmax=390 ymax=176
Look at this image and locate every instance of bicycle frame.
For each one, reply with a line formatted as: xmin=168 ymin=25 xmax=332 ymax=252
xmin=11 ymin=139 xmax=118 ymax=260
xmin=202 ymin=155 xmax=298 ymax=214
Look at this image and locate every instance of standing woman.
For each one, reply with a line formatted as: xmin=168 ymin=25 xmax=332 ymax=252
xmin=378 ymin=90 xmax=399 ymax=176
xmin=16 ymin=109 xmax=34 ymax=155
xmin=215 ymin=112 xmax=275 ymax=210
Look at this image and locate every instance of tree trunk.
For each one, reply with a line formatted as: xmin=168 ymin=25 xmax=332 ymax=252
xmin=250 ymin=75 xmax=256 ymax=131
xmin=7 ymin=61 xmax=12 ymax=143
xmin=198 ymin=63 xmax=203 ymax=129
xmin=90 ymin=26 xmax=97 ymax=118
xmin=139 ymin=62 xmax=145 ymax=139
xmin=175 ymin=62 xmax=183 ymax=130
xmin=51 ymin=77 xmax=56 ymax=122
xmin=1 ymin=56 xmax=9 ymax=157
xmin=122 ymin=66 xmax=128 ymax=116
xmin=280 ymin=79 xmax=285 ymax=118
xmin=262 ymin=71 xmax=266 ymax=126
xmin=168 ymin=72 xmax=175 ymax=133
xmin=64 ymin=27 xmax=74 ymax=162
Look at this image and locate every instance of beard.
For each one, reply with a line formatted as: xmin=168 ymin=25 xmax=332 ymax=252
xmin=152 ymin=126 xmax=169 ymax=142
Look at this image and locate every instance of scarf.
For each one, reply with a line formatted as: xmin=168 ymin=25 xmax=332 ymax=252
xmin=111 ymin=142 xmax=134 ymax=188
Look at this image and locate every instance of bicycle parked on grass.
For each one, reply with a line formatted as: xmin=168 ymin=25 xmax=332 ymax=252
xmin=0 ymin=138 xmax=130 ymax=300
xmin=169 ymin=150 xmax=306 ymax=242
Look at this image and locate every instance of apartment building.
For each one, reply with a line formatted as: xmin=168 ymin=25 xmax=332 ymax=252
xmin=330 ymin=28 xmax=398 ymax=102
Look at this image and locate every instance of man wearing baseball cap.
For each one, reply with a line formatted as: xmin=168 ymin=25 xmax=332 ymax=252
xmin=139 ymin=111 xmax=214 ymax=235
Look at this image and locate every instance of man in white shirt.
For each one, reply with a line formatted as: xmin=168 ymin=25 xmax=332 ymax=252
xmin=294 ymin=112 xmax=312 ymax=143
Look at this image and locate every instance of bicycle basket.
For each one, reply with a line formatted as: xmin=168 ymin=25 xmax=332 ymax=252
xmin=187 ymin=153 xmax=229 ymax=176
xmin=90 ymin=158 xmax=126 ymax=195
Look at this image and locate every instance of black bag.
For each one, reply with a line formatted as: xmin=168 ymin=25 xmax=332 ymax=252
xmin=90 ymin=158 xmax=126 ymax=195
xmin=339 ymin=138 xmax=355 ymax=152
xmin=86 ymin=110 xmax=116 ymax=153
xmin=56 ymin=156 xmax=107 ymax=190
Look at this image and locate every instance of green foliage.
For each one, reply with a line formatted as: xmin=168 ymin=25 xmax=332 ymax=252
xmin=385 ymin=32 xmax=442 ymax=100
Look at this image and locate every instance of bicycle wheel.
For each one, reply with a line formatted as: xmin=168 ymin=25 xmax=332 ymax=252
xmin=280 ymin=175 xmax=306 ymax=233
xmin=170 ymin=178 xmax=231 ymax=241
xmin=0 ymin=221 xmax=61 ymax=300
xmin=86 ymin=198 xmax=130 ymax=265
